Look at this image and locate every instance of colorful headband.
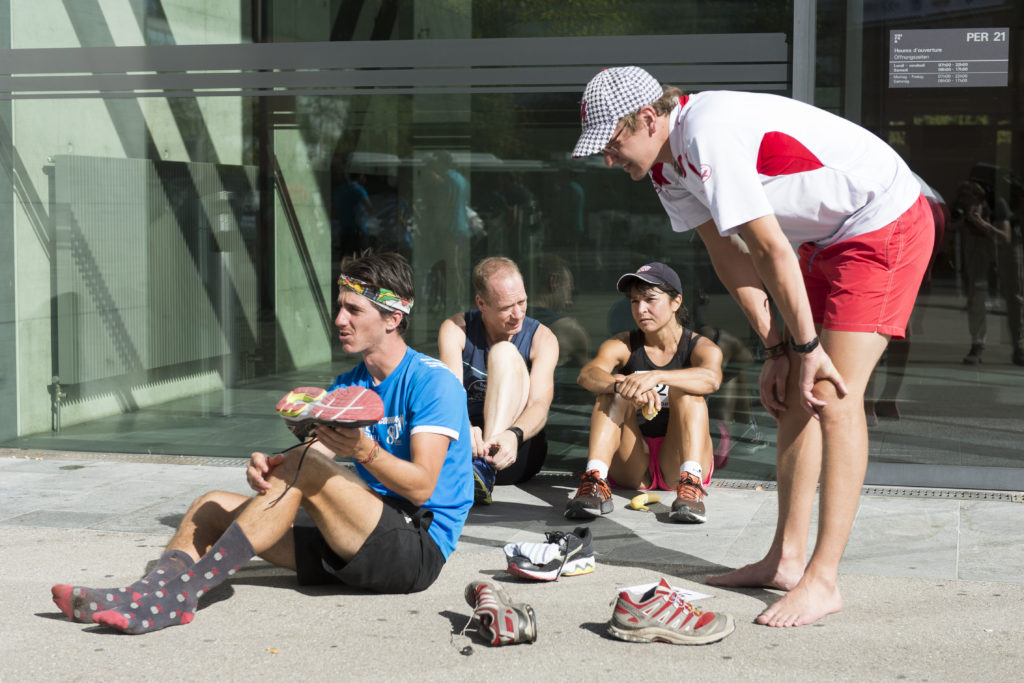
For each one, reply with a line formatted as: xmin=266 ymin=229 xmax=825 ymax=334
xmin=338 ymin=273 xmax=414 ymax=314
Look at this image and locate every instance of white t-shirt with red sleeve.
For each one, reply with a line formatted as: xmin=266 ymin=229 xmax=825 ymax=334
xmin=651 ymin=91 xmax=921 ymax=247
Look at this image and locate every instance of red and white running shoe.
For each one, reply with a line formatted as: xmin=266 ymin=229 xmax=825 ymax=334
xmin=276 ymin=385 xmax=383 ymax=439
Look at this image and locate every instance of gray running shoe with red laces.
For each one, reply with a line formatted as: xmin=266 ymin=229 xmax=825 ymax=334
xmin=565 ymin=469 xmax=613 ymax=519
xmin=608 ymin=578 xmax=734 ymax=645
xmin=670 ymin=471 xmax=708 ymax=524
xmin=465 ymin=581 xmax=537 ymax=646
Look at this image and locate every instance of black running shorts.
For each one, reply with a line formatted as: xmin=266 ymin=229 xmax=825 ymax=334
xmin=292 ymin=495 xmax=445 ymax=593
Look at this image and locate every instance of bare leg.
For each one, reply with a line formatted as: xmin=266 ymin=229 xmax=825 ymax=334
xmin=657 ymin=390 xmax=713 ymax=480
xmin=481 ymin=341 xmax=529 ymax=441
xmin=706 ymin=357 xmax=821 ymax=591
xmin=756 ymin=330 xmax=888 ymax=627
xmin=599 ymin=394 xmax=651 ymax=488
xmin=167 ymin=447 xmax=383 ymax=568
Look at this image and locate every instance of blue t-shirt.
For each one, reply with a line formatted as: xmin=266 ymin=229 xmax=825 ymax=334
xmin=328 ymin=347 xmax=473 ymax=559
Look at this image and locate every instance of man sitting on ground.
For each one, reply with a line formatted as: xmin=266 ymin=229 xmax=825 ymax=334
xmin=439 ymin=256 xmax=559 ymax=504
xmin=51 ymin=251 xmax=473 ymax=634
xmin=569 ymin=262 xmax=723 ymax=523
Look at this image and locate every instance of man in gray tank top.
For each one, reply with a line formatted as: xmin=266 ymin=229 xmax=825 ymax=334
xmin=439 ymin=257 xmax=559 ymax=504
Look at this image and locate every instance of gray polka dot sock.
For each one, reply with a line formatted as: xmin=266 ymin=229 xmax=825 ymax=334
xmin=51 ymin=549 xmax=194 ymax=623
xmin=93 ymin=522 xmax=254 ymax=634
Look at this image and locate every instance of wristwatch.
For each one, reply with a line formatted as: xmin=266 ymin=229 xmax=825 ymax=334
xmin=506 ymin=426 xmax=524 ymax=447
xmin=789 ymin=336 xmax=820 ymax=354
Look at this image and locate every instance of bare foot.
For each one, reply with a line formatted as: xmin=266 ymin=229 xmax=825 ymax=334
xmin=756 ymin=575 xmax=842 ymax=627
xmin=705 ymin=556 xmax=803 ymax=591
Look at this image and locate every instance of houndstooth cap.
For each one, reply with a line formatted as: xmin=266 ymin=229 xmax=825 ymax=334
xmin=572 ymin=66 xmax=664 ymax=158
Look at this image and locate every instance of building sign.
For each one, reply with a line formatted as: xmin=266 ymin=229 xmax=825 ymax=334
xmin=889 ymin=28 xmax=1009 ymax=88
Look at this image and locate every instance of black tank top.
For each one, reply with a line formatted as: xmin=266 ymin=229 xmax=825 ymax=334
xmin=621 ymin=327 xmax=700 ymax=438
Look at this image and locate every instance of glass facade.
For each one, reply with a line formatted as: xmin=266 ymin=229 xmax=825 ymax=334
xmin=1 ymin=0 xmax=1021 ymax=490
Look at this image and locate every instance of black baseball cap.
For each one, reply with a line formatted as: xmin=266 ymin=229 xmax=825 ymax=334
xmin=616 ymin=262 xmax=683 ymax=294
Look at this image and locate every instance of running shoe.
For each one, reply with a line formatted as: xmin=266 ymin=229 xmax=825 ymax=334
xmin=608 ymin=578 xmax=734 ymax=645
xmin=472 ymin=457 xmax=496 ymax=505
xmin=504 ymin=526 xmax=595 ymax=581
xmin=736 ymin=416 xmax=767 ymax=452
xmin=669 ymin=471 xmax=708 ymax=524
xmin=276 ymin=385 xmax=384 ymax=439
xmin=464 ymin=581 xmax=537 ymax=646
xmin=564 ymin=469 xmax=613 ymax=519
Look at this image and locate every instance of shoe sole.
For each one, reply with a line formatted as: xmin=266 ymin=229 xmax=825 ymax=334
xmin=472 ymin=462 xmax=494 ymax=505
xmin=275 ymin=387 xmax=327 ymax=416
xmin=277 ymin=386 xmax=384 ymax=437
xmin=564 ymin=500 xmax=613 ymax=520
xmin=473 ymin=473 xmax=493 ymax=505
xmin=606 ymin=614 xmax=735 ymax=645
xmin=507 ymin=555 xmax=596 ymax=581
xmin=669 ymin=507 xmax=707 ymax=524
xmin=308 ymin=386 xmax=384 ymax=426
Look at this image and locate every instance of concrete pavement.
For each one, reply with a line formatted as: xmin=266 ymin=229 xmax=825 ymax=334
xmin=2 ymin=449 xmax=1023 ymax=681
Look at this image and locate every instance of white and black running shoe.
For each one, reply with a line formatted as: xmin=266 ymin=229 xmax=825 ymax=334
xmin=504 ymin=527 xmax=596 ymax=581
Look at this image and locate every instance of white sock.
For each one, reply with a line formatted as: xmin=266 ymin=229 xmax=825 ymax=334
xmin=681 ymin=461 xmax=702 ymax=481
xmin=585 ymin=459 xmax=609 ymax=480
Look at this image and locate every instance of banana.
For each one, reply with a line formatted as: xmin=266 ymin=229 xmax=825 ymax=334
xmin=628 ymin=492 xmax=661 ymax=511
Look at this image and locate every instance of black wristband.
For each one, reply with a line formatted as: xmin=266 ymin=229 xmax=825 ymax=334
xmin=507 ymin=426 xmax=524 ymax=447
xmin=789 ymin=336 xmax=820 ymax=354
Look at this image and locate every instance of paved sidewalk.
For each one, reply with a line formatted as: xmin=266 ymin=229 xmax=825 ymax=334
xmin=3 ymin=450 xmax=1023 ymax=681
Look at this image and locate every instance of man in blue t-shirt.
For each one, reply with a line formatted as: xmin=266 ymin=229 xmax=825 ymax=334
xmin=50 ymin=252 xmax=472 ymax=635
xmin=249 ymin=251 xmax=473 ymax=591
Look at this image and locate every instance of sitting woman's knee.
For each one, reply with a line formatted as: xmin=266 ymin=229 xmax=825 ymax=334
xmin=668 ymin=389 xmax=707 ymax=412
xmin=595 ymin=392 xmax=631 ymax=423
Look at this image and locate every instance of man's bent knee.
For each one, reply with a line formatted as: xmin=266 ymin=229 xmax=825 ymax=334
xmin=187 ymin=490 xmax=246 ymax=531
xmin=487 ymin=341 xmax=527 ymax=370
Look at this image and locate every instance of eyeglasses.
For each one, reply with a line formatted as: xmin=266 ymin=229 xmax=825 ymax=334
xmin=600 ymin=123 xmax=628 ymax=156
xmin=338 ymin=273 xmax=413 ymax=314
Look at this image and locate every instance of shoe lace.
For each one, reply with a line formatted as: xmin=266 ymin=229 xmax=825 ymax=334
xmin=676 ymin=473 xmax=707 ymax=501
xmin=267 ymin=436 xmax=319 ymax=507
xmin=666 ymin=590 xmax=702 ymax=616
xmin=543 ymin=531 xmax=572 ymax=582
xmin=576 ymin=470 xmax=610 ymax=498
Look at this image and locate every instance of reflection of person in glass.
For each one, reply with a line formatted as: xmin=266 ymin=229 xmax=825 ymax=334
xmin=331 ymin=165 xmax=373 ymax=259
xmin=527 ymin=253 xmax=590 ymax=368
xmin=573 ymin=67 xmax=934 ymax=627
xmin=951 ymin=180 xmax=1023 ymax=365
xmin=423 ymin=151 xmax=470 ymax=312
xmin=569 ymin=262 xmax=722 ymax=524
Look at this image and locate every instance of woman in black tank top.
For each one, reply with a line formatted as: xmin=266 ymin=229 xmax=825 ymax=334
xmin=569 ymin=262 xmax=724 ymax=525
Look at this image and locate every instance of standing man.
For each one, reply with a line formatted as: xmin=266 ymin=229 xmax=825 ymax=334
xmin=439 ymin=257 xmax=559 ymax=504
xmin=569 ymin=262 xmax=723 ymax=523
xmin=572 ymin=67 xmax=934 ymax=627
xmin=52 ymin=252 xmax=473 ymax=633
